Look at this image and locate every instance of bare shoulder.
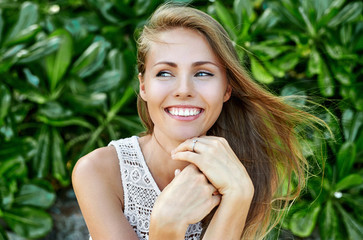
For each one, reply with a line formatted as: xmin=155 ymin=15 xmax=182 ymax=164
xmin=72 ymin=145 xmax=123 ymax=206
xmin=72 ymin=146 xmax=119 ymax=178
xmin=72 ymin=146 xmax=138 ymax=239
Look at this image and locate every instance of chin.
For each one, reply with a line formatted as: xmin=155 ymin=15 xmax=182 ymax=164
xmin=171 ymin=129 xmax=206 ymax=142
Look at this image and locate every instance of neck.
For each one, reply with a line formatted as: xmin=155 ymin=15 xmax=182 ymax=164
xmin=139 ymin=132 xmax=189 ymax=190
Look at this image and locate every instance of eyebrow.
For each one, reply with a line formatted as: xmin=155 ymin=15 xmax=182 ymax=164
xmin=153 ymin=61 xmax=220 ymax=68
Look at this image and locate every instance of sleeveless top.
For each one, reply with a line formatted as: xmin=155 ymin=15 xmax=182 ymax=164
xmin=108 ymin=136 xmax=203 ymax=240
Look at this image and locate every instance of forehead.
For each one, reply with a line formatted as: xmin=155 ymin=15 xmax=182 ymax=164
xmin=146 ymin=28 xmax=221 ymax=66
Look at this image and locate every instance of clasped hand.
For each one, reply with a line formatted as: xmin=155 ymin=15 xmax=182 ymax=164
xmin=150 ymin=136 xmax=254 ymax=234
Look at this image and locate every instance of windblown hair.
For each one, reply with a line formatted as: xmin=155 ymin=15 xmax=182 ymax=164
xmin=136 ymin=3 xmax=326 ymax=239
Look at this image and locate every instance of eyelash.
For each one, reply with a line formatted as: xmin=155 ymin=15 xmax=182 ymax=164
xmin=156 ymin=71 xmax=214 ymax=77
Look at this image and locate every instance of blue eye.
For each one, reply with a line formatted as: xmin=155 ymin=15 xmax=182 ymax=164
xmin=195 ymin=71 xmax=214 ymax=77
xmin=156 ymin=71 xmax=173 ymax=77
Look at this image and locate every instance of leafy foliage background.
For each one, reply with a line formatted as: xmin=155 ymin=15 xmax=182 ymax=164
xmin=0 ymin=0 xmax=362 ymax=239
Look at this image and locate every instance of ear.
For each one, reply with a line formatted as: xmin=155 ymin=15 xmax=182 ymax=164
xmin=138 ymin=73 xmax=147 ymax=101
xmin=223 ymin=84 xmax=232 ymax=102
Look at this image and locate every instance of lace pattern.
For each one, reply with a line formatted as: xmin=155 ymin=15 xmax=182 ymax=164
xmin=109 ymin=136 xmax=203 ymax=240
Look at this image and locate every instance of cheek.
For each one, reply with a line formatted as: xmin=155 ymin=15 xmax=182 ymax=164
xmin=144 ymin=82 xmax=170 ymax=107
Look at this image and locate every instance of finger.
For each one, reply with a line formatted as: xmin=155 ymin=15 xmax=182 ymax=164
xmin=172 ymin=138 xmax=206 ymax=154
xmin=171 ymin=151 xmax=198 ymax=165
xmin=211 ymin=194 xmax=221 ymax=208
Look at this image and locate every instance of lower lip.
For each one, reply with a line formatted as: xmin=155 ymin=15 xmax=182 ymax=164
xmin=165 ymin=109 xmax=203 ymax=121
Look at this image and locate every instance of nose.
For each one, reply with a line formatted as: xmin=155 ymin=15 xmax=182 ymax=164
xmin=174 ymin=74 xmax=194 ymax=98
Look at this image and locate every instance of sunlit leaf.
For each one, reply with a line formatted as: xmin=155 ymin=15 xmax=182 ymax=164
xmin=250 ymin=56 xmax=274 ymax=84
xmin=335 ymin=174 xmax=363 ymax=192
xmin=71 ymin=36 xmax=110 ymax=78
xmin=214 ymin=1 xmax=236 ymax=39
xmin=45 ymin=29 xmax=73 ymax=92
xmin=328 ymin=2 xmax=363 ymax=28
xmin=17 ymin=36 xmax=61 ymax=63
xmin=89 ymin=70 xmax=121 ymax=92
xmin=4 ymin=2 xmax=38 ymax=46
xmin=290 ymin=204 xmax=321 ymax=237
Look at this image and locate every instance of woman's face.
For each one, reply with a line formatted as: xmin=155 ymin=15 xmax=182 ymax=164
xmin=139 ymin=27 xmax=231 ymax=143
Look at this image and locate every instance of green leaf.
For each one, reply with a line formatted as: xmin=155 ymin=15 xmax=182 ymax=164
xmin=36 ymin=115 xmax=93 ymax=129
xmin=4 ymin=24 xmax=41 ymax=46
xmin=33 ymin=126 xmax=51 ymax=178
xmin=298 ymin=6 xmax=316 ymax=37
xmin=307 ymin=48 xmax=321 ymax=76
xmin=51 ymin=128 xmax=69 ymax=186
xmin=336 ymin=202 xmax=363 ymax=240
xmin=273 ymin=52 xmax=300 ymax=71
xmin=0 ymin=9 xmax=3 ymax=44
xmin=4 ymin=2 xmax=39 ymax=46
xmin=340 ymin=23 xmax=352 ymax=46
xmin=89 ymin=70 xmax=121 ymax=92
xmin=233 ymin=0 xmax=253 ymax=27
xmin=318 ymin=61 xmax=334 ymax=97
xmin=328 ymin=2 xmax=363 ymax=28
xmin=71 ymin=36 xmax=110 ymax=78
xmin=342 ymin=109 xmax=363 ymax=141
xmin=13 ymin=184 xmax=55 ymax=208
xmin=289 ymin=204 xmax=321 ymax=237
xmin=337 ymin=141 xmax=356 ymax=180
xmin=0 ymin=155 xmax=27 ymax=180
xmin=0 ymin=44 xmax=26 ymax=73
xmin=65 ymin=92 xmax=107 ymax=113
xmin=0 ymin=83 xmax=11 ymax=126
xmin=17 ymin=36 xmax=61 ymax=63
xmin=335 ymin=174 xmax=363 ymax=192
xmin=214 ymin=1 xmax=236 ymax=39
xmin=107 ymin=86 xmax=136 ymax=122
xmin=251 ymin=8 xmax=278 ymax=34
xmin=107 ymin=49 xmax=129 ymax=82
xmin=2 ymin=206 xmax=52 ymax=239
xmin=45 ymin=29 xmax=73 ymax=93
xmin=0 ymin=225 xmax=9 ymax=240
xmin=319 ymin=200 xmax=341 ymax=240
xmin=250 ymin=56 xmax=274 ymax=84
xmin=249 ymin=44 xmax=290 ymax=59
xmin=38 ymin=101 xmax=73 ymax=120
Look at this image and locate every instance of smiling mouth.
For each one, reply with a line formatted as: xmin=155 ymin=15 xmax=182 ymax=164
xmin=166 ymin=107 xmax=203 ymax=117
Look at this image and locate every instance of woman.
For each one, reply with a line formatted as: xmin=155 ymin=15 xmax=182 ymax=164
xmin=73 ymin=3 xmax=324 ymax=239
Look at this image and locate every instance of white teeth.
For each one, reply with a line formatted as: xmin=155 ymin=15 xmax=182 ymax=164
xmin=168 ymin=108 xmax=201 ymax=117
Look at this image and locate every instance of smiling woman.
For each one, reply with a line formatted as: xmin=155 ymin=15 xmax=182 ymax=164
xmin=72 ymin=3 xmax=327 ymax=240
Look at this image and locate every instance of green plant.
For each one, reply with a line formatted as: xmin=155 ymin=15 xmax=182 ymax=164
xmin=211 ymin=0 xmax=363 ymax=239
xmin=0 ymin=0 xmax=151 ymax=238
xmin=0 ymin=0 xmax=362 ymax=239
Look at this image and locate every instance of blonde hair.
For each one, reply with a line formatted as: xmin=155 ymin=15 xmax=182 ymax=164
xmin=136 ymin=3 xmax=326 ymax=239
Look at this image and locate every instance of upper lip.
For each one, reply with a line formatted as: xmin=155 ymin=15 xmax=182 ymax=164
xmin=164 ymin=104 xmax=203 ymax=109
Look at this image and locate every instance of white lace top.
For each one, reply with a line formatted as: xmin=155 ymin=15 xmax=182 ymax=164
xmin=108 ymin=136 xmax=203 ymax=240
